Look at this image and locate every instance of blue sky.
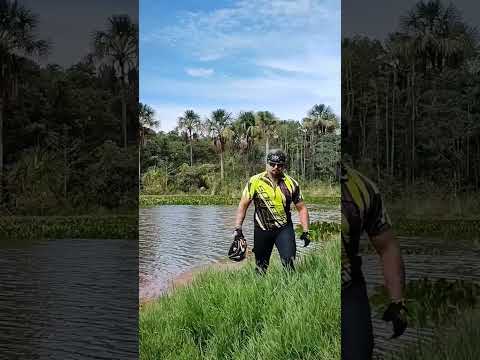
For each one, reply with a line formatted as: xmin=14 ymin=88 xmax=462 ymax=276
xmin=140 ymin=0 xmax=340 ymax=132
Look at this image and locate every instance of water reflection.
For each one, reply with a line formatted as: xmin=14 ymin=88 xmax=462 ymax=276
xmin=139 ymin=205 xmax=340 ymax=300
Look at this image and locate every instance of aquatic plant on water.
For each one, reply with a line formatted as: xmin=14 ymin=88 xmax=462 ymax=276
xmin=0 ymin=216 xmax=138 ymax=241
xmin=296 ymin=221 xmax=341 ymax=242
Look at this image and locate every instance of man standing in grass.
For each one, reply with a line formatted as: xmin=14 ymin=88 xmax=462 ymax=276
xmin=233 ymin=149 xmax=311 ymax=273
xmin=339 ymin=161 xmax=407 ymax=360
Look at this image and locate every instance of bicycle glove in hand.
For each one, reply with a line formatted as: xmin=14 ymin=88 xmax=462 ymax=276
xmin=233 ymin=227 xmax=244 ymax=241
xmin=382 ymin=300 xmax=408 ymax=339
xmin=300 ymin=231 xmax=311 ymax=247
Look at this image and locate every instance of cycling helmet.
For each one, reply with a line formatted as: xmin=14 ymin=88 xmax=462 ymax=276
xmin=267 ymin=149 xmax=287 ymax=164
xmin=228 ymin=237 xmax=248 ymax=262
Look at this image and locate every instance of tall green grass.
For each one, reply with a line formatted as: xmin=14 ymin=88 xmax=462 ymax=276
xmin=395 ymin=308 xmax=480 ymax=360
xmin=140 ymin=237 xmax=341 ymax=360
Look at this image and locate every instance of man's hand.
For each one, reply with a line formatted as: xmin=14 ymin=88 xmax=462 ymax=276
xmin=382 ymin=300 xmax=408 ymax=339
xmin=300 ymin=231 xmax=311 ymax=247
xmin=233 ymin=227 xmax=244 ymax=241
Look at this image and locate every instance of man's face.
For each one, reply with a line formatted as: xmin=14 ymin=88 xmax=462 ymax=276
xmin=267 ymin=162 xmax=285 ymax=178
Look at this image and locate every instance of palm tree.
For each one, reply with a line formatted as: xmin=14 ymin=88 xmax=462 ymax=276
xmin=400 ymin=1 xmax=476 ymax=73
xmin=206 ymin=109 xmax=233 ymax=181
xmin=308 ymin=104 xmax=337 ymax=134
xmin=236 ymin=111 xmax=256 ymax=152
xmin=177 ymin=109 xmax=201 ymax=166
xmin=139 ymin=103 xmax=158 ymax=147
xmin=232 ymin=111 xmax=256 ymax=177
xmin=0 ymin=0 xmax=49 ymax=200
xmin=139 ymin=103 xmax=158 ymax=187
xmin=255 ymin=111 xmax=278 ymax=159
xmin=93 ymin=15 xmax=138 ymax=149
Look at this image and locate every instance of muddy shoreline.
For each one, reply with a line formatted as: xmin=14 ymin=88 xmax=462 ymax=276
xmin=139 ymin=249 xmax=253 ymax=307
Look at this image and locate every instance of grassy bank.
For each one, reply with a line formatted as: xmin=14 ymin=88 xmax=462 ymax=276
xmin=395 ymin=307 xmax=480 ymax=360
xmin=387 ymin=192 xmax=480 ymax=220
xmin=370 ymin=279 xmax=480 ymax=329
xmin=140 ymin=236 xmax=341 ymax=360
xmin=140 ymin=180 xmax=340 ymax=207
xmin=140 ymin=194 xmax=340 ymax=207
xmin=0 ymin=215 xmax=138 ymax=241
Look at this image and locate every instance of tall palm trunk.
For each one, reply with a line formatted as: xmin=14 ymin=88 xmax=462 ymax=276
xmin=391 ymin=70 xmax=397 ymax=176
xmin=120 ymin=62 xmax=127 ymax=149
xmin=385 ymin=76 xmax=389 ymax=173
xmin=138 ymin=144 xmax=141 ymax=193
xmin=220 ymin=151 xmax=224 ymax=181
xmin=0 ymin=99 xmax=3 ymax=202
xmin=63 ymin=125 xmax=68 ymax=199
xmin=302 ymin=132 xmax=306 ymax=179
xmin=265 ymin=135 xmax=269 ymax=160
xmin=189 ymin=137 xmax=193 ymax=166
xmin=139 ymin=130 xmax=143 ymax=193
xmin=410 ymin=61 xmax=416 ymax=185
xmin=375 ymin=84 xmax=380 ymax=182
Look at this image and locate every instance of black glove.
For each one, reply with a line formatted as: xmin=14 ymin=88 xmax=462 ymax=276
xmin=300 ymin=231 xmax=311 ymax=247
xmin=233 ymin=227 xmax=244 ymax=241
xmin=382 ymin=300 xmax=408 ymax=339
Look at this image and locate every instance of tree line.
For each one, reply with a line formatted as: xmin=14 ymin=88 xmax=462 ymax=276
xmin=342 ymin=0 xmax=480 ymax=195
xmin=140 ymin=104 xmax=340 ymax=195
xmin=1 ymin=1 xmax=138 ymax=215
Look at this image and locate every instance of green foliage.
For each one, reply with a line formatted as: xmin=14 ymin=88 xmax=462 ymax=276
xmin=343 ymin=1 xmax=480 ymax=191
xmin=0 ymin=215 xmax=138 ymax=241
xmin=396 ymin=308 xmax=480 ymax=360
xmin=393 ymin=219 xmax=480 ymax=240
xmin=140 ymin=106 xmax=340 ymax=196
xmin=370 ymin=278 xmax=480 ymax=328
xmin=140 ymin=195 xmax=239 ymax=206
xmin=295 ymin=221 xmax=341 ymax=241
xmin=139 ymin=194 xmax=340 ymax=207
xmin=2 ymin=7 xmax=139 ymax=216
xmin=303 ymin=195 xmax=339 ymax=206
xmin=140 ymin=238 xmax=340 ymax=360
xmin=387 ymin=190 xmax=480 ymax=218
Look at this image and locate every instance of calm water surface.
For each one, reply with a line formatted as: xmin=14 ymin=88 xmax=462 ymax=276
xmin=0 ymin=239 xmax=138 ymax=359
xmin=139 ymin=205 xmax=340 ymax=300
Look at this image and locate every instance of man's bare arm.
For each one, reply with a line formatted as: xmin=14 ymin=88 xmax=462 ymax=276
xmin=370 ymin=229 xmax=405 ymax=301
xmin=294 ymin=200 xmax=309 ymax=232
xmin=235 ymin=196 xmax=252 ymax=229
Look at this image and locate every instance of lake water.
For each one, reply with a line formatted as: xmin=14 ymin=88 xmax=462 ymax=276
xmin=0 ymin=239 xmax=138 ymax=359
xmin=139 ymin=205 xmax=340 ymax=301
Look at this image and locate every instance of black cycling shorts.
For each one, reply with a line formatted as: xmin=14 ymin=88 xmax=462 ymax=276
xmin=341 ymin=279 xmax=374 ymax=360
xmin=253 ymin=224 xmax=296 ymax=272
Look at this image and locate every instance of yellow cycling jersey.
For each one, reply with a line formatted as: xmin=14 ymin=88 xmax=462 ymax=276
xmin=341 ymin=163 xmax=391 ymax=287
xmin=242 ymin=171 xmax=303 ymax=231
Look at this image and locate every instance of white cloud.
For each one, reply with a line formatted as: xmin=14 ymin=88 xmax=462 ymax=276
xmin=256 ymin=53 xmax=340 ymax=78
xmin=185 ymin=67 xmax=214 ymax=77
xmin=145 ymin=0 xmax=339 ymax=61
xmin=141 ymin=0 xmax=341 ymax=130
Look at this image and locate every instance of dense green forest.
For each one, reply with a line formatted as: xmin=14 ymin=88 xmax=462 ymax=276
xmin=342 ymin=0 xmax=480 ymax=198
xmin=140 ymin=105 xmax=340 ymax=197
xmin=1 ymin=1 xmax=138 ymax=216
